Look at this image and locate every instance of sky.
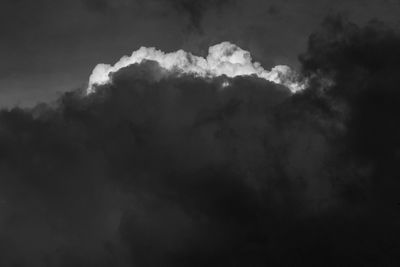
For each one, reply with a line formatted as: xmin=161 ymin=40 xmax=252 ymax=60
xmin=1 ymin=0 xmax=400 ymax=107
xmin=2 ymin=1 xmax=400 ymax=266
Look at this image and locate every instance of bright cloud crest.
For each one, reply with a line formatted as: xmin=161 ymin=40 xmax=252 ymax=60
xmin=87 ymin=42 xmax=306 ymax=94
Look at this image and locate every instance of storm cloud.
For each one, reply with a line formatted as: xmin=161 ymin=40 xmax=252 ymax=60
xmin=1 ymin=17 xmax=400 ymax=266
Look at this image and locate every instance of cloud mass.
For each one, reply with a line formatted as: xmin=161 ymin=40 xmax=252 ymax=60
xmin=87 ymin=42 xmax=306 ymax=94
xmin=1 ymin=17 xmax=400 ymax=266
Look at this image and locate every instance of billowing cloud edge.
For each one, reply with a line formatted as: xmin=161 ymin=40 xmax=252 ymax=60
xmin=87 ymin=42 xmax=307 ymax=94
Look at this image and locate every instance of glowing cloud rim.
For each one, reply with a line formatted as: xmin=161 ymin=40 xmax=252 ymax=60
xmin=87 ymin=42 xmax=307 ymax=94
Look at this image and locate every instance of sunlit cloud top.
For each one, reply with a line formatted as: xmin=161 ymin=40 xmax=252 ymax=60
xmin=87 ymin=42 xmax=306 ymax=94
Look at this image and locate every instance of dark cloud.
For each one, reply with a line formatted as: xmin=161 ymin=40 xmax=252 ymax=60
xmin=83 ymin=0 xmax=113 ymax=14
xmin=82 ymin=0 xmax=235 ymax=31
xmin=167 ymin=0 xmax=236 ymax=31
xmin=2 ymin=17 xmax=400 ymax=266
xmin=300 ymin=16 xmax=400 ymax=206
xmin=267 ymin=4 xmax=280 ymax=15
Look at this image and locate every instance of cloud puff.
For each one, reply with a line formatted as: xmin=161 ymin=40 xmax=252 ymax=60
xmin=87 ymin=41 xmax=306 ymax=94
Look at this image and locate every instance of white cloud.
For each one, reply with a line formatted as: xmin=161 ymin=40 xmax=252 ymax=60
xmin=87 ymin=42 xmax=306 ymax=94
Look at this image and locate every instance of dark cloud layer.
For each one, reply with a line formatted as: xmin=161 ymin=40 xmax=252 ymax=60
xmin=300 ymin=16 xmax=400 ymax=206
xmin=1 ymin=17 xmax=400 ymax=266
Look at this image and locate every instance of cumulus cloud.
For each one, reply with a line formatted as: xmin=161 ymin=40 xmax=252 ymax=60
xmin=1 ymin=17 xmax=400 ymax=266
xmin=87 ymin=41 xmax=306 ymax=94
